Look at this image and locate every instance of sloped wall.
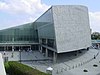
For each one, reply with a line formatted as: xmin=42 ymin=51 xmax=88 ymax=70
xmin=52 ymin=5 xmax=91 ymax=53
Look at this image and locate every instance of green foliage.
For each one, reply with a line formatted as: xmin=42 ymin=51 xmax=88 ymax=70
xmin=91 ymin=32 xmax=100 ymax=40
xmin=4 ymin=61 xmax=50 ymax=75
xmin=4 ymin=62 xmax=10 ymax=73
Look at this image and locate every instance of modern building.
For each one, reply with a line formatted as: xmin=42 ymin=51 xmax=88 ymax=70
xmin=0 ymin=23 xmax=39 ymax=51
xmin=0 ymin=5 xmax=91 ymax=61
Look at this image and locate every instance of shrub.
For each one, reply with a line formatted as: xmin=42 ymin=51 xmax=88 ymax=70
xmin=5 ymin=61 xmax=50 ymax=75
xmin=4 ymin=62 xmax=10 ymax=73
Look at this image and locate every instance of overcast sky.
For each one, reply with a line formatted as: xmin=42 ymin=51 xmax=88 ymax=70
xmin=0 ymin=0 xmax=100 ymax=32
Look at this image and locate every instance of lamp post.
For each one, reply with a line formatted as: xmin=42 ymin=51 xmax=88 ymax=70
xmin=19 ymin=49 xmax=21 ymax=63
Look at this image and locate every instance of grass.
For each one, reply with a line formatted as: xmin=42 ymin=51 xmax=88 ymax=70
xmin=5 ymin=61 xmax=51 ymax=75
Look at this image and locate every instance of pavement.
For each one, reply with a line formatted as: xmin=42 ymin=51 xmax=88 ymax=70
xmin=22 ymin=49 xmax=100 ymax=75
xmin=1 ymin=49 xmax=100 ymax=75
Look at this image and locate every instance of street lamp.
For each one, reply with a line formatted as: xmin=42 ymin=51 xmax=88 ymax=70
xmin=19 ymin=49 xmax=21 ymax=63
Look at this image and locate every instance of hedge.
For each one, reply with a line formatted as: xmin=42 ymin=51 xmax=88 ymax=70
xmin=5 ymin=61 xmax=50 ymax=75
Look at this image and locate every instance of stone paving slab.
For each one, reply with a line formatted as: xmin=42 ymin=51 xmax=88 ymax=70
xmin=1 ymin=49 xmax=100 ymax=75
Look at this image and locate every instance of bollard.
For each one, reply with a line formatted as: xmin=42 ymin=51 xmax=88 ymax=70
xmin=72 ymin=66 xmax=74 ymax=69
xmin=81 ymin=63 xmax=82 ymax=66
xmin=56 ymin=70 xmax=59 ymax=74
xmin=78 ymin=63 xmax=80 ymax=66
xmin=61 ymin=70 xmax=62 ymax=72
xmin=65 ymin=68 xmax=67 ymax=71
xmin=76 ymin=64 xmax=77 ymax=68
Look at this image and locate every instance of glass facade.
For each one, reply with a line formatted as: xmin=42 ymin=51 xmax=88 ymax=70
xmin=33 ymin=8 xmax=55 ymax=39
xmin=0 ymin=7 xmax=57 ymax=51
xmin=33 ymin=7 xmax=56 ymax=50
xmin=0 ymin=23 xmax=38 ymax=43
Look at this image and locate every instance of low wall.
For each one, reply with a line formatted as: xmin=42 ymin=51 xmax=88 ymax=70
xmin=0 ymin=53 xmax=6 ymax=75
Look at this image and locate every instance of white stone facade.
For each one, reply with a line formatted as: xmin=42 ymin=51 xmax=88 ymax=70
xmin=52 ymin=5 xmax=91 ymax=53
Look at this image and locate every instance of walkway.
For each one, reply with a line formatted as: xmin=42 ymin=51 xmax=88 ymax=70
xmin=1 ymin=49 xmax=100 ymax=75
xmin=52 ymin=49 xmax=100 ymax=75
xmin=22 ymin=49 xmax=100 ymax=75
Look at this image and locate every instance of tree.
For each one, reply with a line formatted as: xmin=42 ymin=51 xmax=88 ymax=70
xmin=91 ymin=32 xmax=100 ymax=40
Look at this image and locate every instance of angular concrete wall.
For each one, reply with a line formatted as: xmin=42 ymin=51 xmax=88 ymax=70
xmin=52 ymin=5 xmax=91 ymax=53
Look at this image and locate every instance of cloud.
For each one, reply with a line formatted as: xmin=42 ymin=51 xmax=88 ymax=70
xmin=0 ymin=0 xmax=50 ymax=14
xmin=89 ymin=12 xmax=100 ymax=32
xmin=0 ymin=1 xmax=100 ymax=32
xmin=0 ymin=0 xmax=50 ymax=30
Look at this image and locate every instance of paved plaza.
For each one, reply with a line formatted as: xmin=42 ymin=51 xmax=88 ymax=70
xmin=0 ymin=50 xmax=51 ymax=61
xmin=0 ymin=49 xmax=100 ymax=75
xmin=30 ymin=49 xmax=100 ymax=75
